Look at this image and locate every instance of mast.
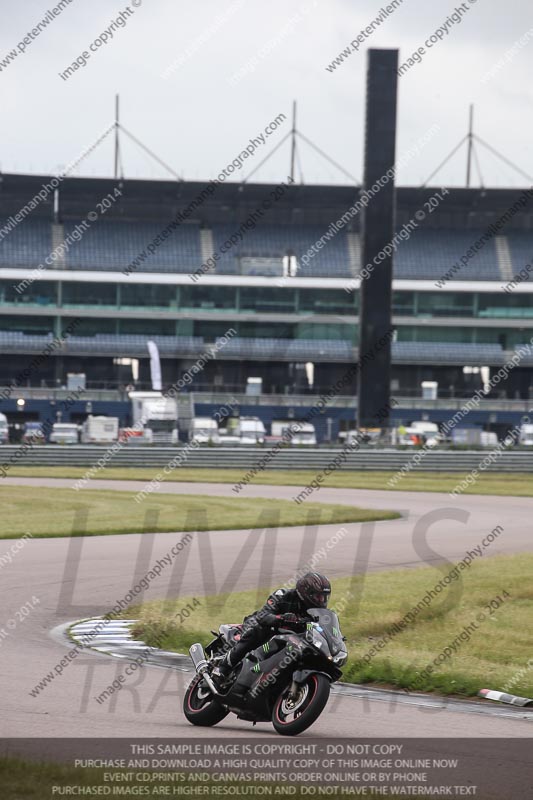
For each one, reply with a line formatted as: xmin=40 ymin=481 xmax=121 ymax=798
xmin=114 ymin=94 xmax=120 ymax=179
xmin=466 ymin=104 xmax=474 ymax=188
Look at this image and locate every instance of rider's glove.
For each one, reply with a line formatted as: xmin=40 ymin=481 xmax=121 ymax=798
xmin=259 ymin=612 xmax=278 ymax=627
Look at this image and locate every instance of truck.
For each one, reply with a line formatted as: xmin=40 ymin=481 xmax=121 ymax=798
xmin=0 ymin=413 xmax=8 ymax=444
xmin=190 ymin=417 xmax=220 ymax=445
xmin=128 ymin=391 xmax=179 ymax=445
xmin=81 ymin=416 xmax=119 ymax=444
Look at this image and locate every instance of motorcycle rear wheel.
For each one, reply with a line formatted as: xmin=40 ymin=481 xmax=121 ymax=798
xmin=272 ymin=673 xmax=330 ymax=736
xmin=183 ymin=674 xmax=229 ymax=726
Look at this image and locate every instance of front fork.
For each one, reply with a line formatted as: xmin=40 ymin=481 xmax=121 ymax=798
xmin=289 ymin=668 xmax=333 ymax=698
xmin=287 ymin=678 xmax=301 ymax=701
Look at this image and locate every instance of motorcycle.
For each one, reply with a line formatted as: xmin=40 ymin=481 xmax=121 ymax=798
xmin=183 ymin=608 xmax=348 ymax=736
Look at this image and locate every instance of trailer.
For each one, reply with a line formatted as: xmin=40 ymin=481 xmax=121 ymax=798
xmin=81 ymin=416 xmax=119 ymax=444
xmin=270 ymin=420 xmax=317 ymax=445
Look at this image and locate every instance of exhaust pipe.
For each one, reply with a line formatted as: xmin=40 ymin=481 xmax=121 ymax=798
xmin=189 ymin=643 xmax=218 ymax=695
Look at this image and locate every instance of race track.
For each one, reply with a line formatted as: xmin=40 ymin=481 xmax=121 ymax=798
xmin=1 ymin=477 xmax=533 ymax=743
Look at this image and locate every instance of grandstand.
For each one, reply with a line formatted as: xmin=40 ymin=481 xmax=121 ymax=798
xmin=1 ymin=173 xmax=533 ymax=435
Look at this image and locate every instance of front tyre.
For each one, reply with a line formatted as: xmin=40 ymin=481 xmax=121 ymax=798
xmin=183 ymin=674 xmax=229 ymax=726
xmin=272 ymin=673 xmax=330 ymax=736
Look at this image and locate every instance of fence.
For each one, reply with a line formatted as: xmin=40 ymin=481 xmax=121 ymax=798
xmin=2 ymin=445 xmax=533 ymax=472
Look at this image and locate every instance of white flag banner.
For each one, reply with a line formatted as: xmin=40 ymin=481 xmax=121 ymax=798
xmin=147 ymin=340 xmax=162 ymax=391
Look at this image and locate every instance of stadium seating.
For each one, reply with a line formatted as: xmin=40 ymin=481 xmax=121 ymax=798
xmin=2 ymin=216 xmax=531 ymax=283
xmin=504 ymin=233 xmax=533 ymax=282
xmin=0 ymin=331 xmax=355 ymax=361
xmin=210 ymin=224 xmax=353 ymax=278
xmin=392 ymin=230 xmax=501 ymax=281
xmin=392 ymin=341 xmax=505 ymax=365
xmin=216 ymin=337 xmax=354 ymax=360
xmin=0 ymin=219 xmax=52 ymax=268
xmin=0 ymin=331 xmax=203 ymax=356
xmin=62 ymin=220 xmax=202 ymax=272
xmin=0 ymin=330 xmax=518 ymax=367
xmin=508 ymin=344 xmax=533 ymax=365
xmin=62 ymin=334 xmax=206 ymax=355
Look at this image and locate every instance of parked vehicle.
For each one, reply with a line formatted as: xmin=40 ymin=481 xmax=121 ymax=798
xmin=0 ymin=413 xmax=9 ymax=444
xmin=291 ymin=422 xmax=317 ymax=446
xmin=410 ymin=421 xmax=440 ymax=444
xmin=480 ymin=431 xmax=499 ymax=447
xmin=190 ymin=417 xmax=219 ymax=444
xmin=451 ymin=427 xmax=498 ymax=447
xmin=129 ymin=391 xmax=178 ymax=445
xmin=270 ymin=420 xmax=317 ymax=446
xmin=399 ymin=421 xmax=441 ymax=447
xmin=519 ymin=424 xmax=533 ymax=446
xmin=49 ymin=423 xmax=79 ymax=445
xmin=238 ymin=416 xmax=266 ymax=445
xmin=118 ymin=427 xmax=151 ymax=445
xmin=21 ymin=422 xmax=45 ymax=445
xmin=217 ymin=428 xmax=241 ymax=445
xmin=184 ymin=607 xmax=347 ymax=736
xmin=81 ymin=416 xmax=119 ymax=444
xmin=338 ymin=429 xmax=372 ymax=445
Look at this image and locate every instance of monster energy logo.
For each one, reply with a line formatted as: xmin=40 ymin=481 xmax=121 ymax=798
xmin=262 ymin=642 xmax=270 ymax=653
xmin=253 ymin=664 xmax=261 ymax=673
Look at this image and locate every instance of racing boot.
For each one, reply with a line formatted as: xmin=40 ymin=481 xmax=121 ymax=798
xmin=211 ymin=651 xmax=234 ymax=687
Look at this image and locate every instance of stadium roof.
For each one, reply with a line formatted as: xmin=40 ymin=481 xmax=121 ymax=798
xmin=1 ymin=173 xmax=533 ymax=230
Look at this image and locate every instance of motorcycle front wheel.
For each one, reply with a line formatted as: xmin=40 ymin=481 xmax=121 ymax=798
xmin=272 ymin=673 xmax=330 ymax=736
xmin=183 ymin=674 xmax=229 ymax=726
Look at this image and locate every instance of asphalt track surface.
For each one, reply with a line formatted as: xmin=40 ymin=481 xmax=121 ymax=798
xmin=1 ymin=477 xmax=533 ymax=744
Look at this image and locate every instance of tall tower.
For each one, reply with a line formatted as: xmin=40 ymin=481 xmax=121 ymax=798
xmin=357 ymin=49 xmax=399 ymax=428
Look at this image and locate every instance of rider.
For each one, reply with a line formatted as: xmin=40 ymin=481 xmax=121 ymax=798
xmin=212 ymin=572 xmax=331 ymax=683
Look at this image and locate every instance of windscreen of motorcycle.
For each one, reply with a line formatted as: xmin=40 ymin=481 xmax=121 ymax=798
xmin=307 ymin=608 xmax=345 ymax=656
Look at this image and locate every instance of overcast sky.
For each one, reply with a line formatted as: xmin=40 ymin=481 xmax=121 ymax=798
xmin=1 ymin=0 xmax=532 ymax=188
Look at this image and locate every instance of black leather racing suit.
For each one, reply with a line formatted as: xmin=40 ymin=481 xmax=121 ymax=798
xmin=225 ymin=588 xmax=308 ymax=669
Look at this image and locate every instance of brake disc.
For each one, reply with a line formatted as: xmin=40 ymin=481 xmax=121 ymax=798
xmin=281 ymin=684 xmax=309 ymax=715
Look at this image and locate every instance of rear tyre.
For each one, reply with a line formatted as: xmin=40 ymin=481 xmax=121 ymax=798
xmin=183 ymin=674 xmax=228 ymax=726
xmin=272 ymin=673 xmax=330 ymax=736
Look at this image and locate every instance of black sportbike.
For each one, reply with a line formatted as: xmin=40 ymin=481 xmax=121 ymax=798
xmin=183 ymin=608 xmax=348 ymax=736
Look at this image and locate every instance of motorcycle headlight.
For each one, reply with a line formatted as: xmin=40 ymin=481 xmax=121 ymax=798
xmin=333 ymin=650 xmax=348 ymax=666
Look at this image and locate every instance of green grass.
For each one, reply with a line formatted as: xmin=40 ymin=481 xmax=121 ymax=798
xmin=128 ymin=553 xmax=533 ymax=699
xmin=0 ymin=757 xmax=307 ymax=799
xmin=0 ymin=756 xmax=436 ymax=799
xmin=0 ymin=758 xmax=120 ymax=800
xmin=0 ymin=485 xmax=398 ymax=538
xmin=4 ymin=464 xmax=533 ymax=496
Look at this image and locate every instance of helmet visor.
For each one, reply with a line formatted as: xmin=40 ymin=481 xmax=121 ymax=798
xmin=311 ymin=590 xmax=330 ymax=608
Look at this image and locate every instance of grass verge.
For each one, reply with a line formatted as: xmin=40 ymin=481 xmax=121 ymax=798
xmin=0 ymin=485 xmax=398 ymax=538
xmin=127 ymin=553 xmax=533 ymax=699
xmin=3 ymin=465 xmax=533 ymax=497
xmin=0 ymin=756 xmax=436 ymax=799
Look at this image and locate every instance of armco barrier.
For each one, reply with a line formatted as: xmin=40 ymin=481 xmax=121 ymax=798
xmin=1 ymin=446 xmax=533 ymax=472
